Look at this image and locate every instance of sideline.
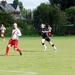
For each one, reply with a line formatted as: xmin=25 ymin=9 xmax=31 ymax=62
xmin=0 ymin=70 xmax=37 ymax=75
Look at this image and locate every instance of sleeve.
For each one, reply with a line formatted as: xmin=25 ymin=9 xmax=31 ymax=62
xmin=17 ymin=29 xmax=22 ymax=36
xmin=4 ymin=27 xmax=6 ymax=30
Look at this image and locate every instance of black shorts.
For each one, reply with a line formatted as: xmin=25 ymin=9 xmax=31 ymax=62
xmin=45 ymin=38 xmax=51 ymax=42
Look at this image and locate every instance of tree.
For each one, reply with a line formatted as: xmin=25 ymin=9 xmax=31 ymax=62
xmin=18 ymin=1 xmax=23 ymax=12
xmin=13 ymin=0 xmax=19 ymax=4
xmin=48 ymin=4 xmax=60 ymax=34
xmin=49 ymin=0 xmax=75 ymax=10
xmin=33 ymin=3 xmax=61 ymax=34
xmin=66 ymin=6 xmax=75 ymax=24
xmin=33 ymin=3 xmax=50 ymax=23
xmin=0 ymin=11 xmax=14 ymax=27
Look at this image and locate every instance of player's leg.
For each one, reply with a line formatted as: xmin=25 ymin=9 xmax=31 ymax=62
xmin=41 ymin=39 xmax=47 ymax=51
xmin=14 ymin=40 xmax=22 ymax=55
xmin=5 ymin=44 xmax=11 ymax=56
xmin=5 ymin=39 xmax=12 ymax=56
xmin=1 ymin=32 xmax=6 ymax=41
xmin=46 ymin=38 xmax=57 ymax=52
xmin=49 ymin=41 xmax=57 ymax=52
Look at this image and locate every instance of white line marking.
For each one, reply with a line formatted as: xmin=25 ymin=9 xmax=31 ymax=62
xmin=22 ymin=72 xmax=37 ymax=75
xmin=0 ymin=70 xmax=22 ymax=73
xmin=0 ymin=70 xmax=37 ymax=75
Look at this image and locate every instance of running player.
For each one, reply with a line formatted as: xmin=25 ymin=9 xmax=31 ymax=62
xmin=5 ymin=23 xmax=22 ymax=56
xmin=0 ymin=24 xmax=6 ymax=41
xmin=41 ymin=23 xmax=57 ymax=52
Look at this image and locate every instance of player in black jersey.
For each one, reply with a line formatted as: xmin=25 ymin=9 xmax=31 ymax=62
xmin=41 ymin=23 xmax=57 ymax=52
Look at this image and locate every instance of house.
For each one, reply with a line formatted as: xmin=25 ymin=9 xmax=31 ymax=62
xmin=0 ymin=0 xmax=24 ymax=20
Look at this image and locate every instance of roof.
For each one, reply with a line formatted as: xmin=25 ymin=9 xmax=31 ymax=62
xmin=0 ymin=4 xmax=5 ymax=10
xmin=0 ymin=1 xmax=20 ymax=13
xmin=0 ymin=1 xmax=24 ymax=20
xmin=11 ymin=3 xmax=17 ymax=9
xmin=5 ymin=4 xmax=15 ymax=12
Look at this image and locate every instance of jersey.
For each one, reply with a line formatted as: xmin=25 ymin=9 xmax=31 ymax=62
xmin=42 ymin=27 xmax=49 ymax=39
xmin=48 ymin=27 xmax=52 ymax=32
xmin=12 ymin=28 xmax=22 ymax=40
xmin=0 ymin=27 xmax=6 ymax=33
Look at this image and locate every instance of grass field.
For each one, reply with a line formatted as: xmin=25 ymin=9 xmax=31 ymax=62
xmin=0 ymin=36 xmax=75 ymax=75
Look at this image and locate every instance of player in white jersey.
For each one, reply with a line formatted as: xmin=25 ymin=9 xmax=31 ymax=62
xmin=0 ymin=24 xmax=6 ymax=41
xmin=5 ymin=23 xmax=22 ymax=56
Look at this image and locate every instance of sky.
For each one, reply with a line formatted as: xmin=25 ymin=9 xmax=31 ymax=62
xmin=0 ymin=0 xmax=49 ymax=10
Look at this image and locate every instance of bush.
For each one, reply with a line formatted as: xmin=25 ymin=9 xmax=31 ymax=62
xmin=5 ymin=27 xmax=12 ymax=36
xmin=22 ymin=25 xmax=38 ymax=36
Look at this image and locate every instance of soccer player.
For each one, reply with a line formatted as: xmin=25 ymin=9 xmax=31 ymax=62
xmin=0 ymin=24 xmax=6 ymax=41
xmin=5 ymin=23 xmax=22 ymax=56
xmin=41 ymin=23 xmax=57 ymax=52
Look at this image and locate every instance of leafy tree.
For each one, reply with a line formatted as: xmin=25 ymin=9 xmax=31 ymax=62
xmin=0 ymin=11 xmax=14 ymax=27
xmin=48 ymin=4 xmax=60 ymax=34
xmin=49 ymin=0 xmax=75 ymax=10
xmin=33 ymin=3 xmax=50 ymax=23
xmin=60 ymin=11 xmax=68 ymax=25
xmin=33 ymin=3 xmax=61 ymax=34
xmin=18 ymin=1 xmax=23 ymax=12
xmin=13 ymin=0 xmax=19 ymax=4
xmin=66 ymin=6 xmax=75 ymax=24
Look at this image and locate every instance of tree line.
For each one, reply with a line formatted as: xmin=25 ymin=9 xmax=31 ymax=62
xmin=0 ymin=0 xmax=75 ymax=36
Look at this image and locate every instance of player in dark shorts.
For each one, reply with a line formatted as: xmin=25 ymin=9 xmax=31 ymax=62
xmin=41 ymin=23 xmax=57 ymax=52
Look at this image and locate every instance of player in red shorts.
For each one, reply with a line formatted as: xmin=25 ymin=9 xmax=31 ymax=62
xmin=0 ymin=24 xmax=6 ymax=41
xmin=5 ymin=23 xmax=22 ymax=56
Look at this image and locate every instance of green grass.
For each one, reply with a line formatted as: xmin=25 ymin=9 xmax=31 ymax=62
xmin=0 ymin=36 xmax=75 ymax=75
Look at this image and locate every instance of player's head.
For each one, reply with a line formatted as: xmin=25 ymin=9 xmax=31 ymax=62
xmin=41 ymin=23 xmax=45 ymax=28
xmin=13 ymin=23 xmax=17 ymax=29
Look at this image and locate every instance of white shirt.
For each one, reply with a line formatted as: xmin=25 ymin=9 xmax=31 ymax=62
xmin=1 ymin=27 xmax=6 ymax=33
xmin=48 ymin=27 xmax=52 ymax=32
xmin=12 ymin=28 xmax=22 ymax=40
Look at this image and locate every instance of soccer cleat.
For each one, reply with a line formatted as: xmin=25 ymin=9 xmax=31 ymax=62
xmin=4 ymin=54 xmax=8 ymax=56
xmin=3 ymin=39 xmax=6 ymax=41
xmin=19 ymin=52 xmax=22 ymax=55
xmin=44 ymin=47 xmax=47 ymax=51
xmin=54 ymin=46 xmax=57 ymax=52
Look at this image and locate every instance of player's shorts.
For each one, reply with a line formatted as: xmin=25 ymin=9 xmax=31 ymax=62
xmin=8 ymin=39 xmax=18 ymax=47
xmin=45 ymin=38 xmax=51 ymax=42
xmin=1 ymin=32 xmax=4 ymax=35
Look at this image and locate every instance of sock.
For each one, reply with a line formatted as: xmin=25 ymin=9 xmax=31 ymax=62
xmin=6 ymin=47 xmax=10 ymax=55
xmin=44 ymin=44 xmax=47 ymax=49
xmin=52 ymin=44 xmax=54 ymax=47
xmin=16 ymin=48 xmax=21 ymax=53
xmin=54 ymin=46 xmax=56 ymax=49
xmin=52 ymin=44 xmax=56 ymax=49
xmin=2 ymin=36 xmax=4 ymax=39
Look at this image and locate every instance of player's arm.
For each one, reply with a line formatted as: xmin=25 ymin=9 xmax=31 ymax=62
xmin=4 ymin=27 xmax=6 ymax=30
xmin=5 ymin=27 xmax=6 ymax=30
xmin=42 ymin=30 xmax=49 ymax=33
xmin=42 ymin=28 xmax=49 ymax=33
xmin=16 ymin=29 xmax=22 ymax=36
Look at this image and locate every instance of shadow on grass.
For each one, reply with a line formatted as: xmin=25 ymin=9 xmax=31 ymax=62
xmin=22 ymin=50 xmax=47 ymax=52
xmin=0 ymin=54 xmax=21 ymax=56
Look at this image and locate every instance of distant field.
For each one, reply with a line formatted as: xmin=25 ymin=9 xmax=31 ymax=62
xmin=0 ymin=36 xmax=75 ymax=75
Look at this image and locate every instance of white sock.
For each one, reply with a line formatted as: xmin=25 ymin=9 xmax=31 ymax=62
xmin=44 ymin=44 xmax=47 ymax=49
xmin=53 ymin=46 xmax=57 ymax=52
